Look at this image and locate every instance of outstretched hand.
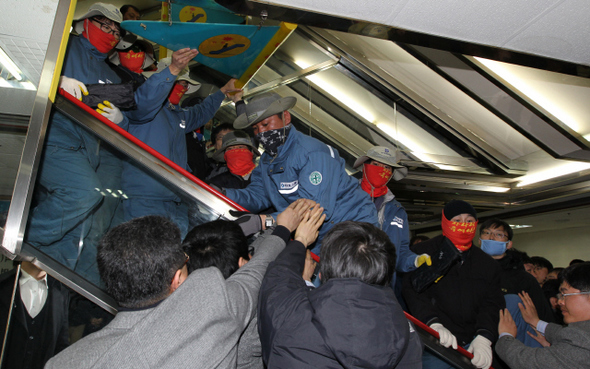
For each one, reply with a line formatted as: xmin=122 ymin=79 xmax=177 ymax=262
xmin=294 ymin=205 xmax=326 ymax=247
xmin=518 ymin=291 xmax=540 ymax=328
xmin=169 ymin=48 xmax=199 ymax=75
xmin=220 ymin=79 xmax=243 ymax=102
xmin=276 ymin=199 xmax=317 ymax=233
xmin=498 ymin=308 xmax=517 ymax=337
xmin=527 ymin=328 xmax=550 ymax=347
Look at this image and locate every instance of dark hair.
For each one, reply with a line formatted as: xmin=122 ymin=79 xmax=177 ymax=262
xmin=542 ymin=279 xmax=560 ymax=300
xmin=320 ymin=221 xmax=395 ymax=286
xmin=182 ymin=220 xmax=249 ymax=279
xmin=478 ymin=218 xmax=513 ymax=240
xmin=569 ymin=259 xmax=585 ymax=266
xmin=410 ymin=235 xmax=429 ymax=245
xmin=531 ymin=256 xmax=553 ymax=272
xmin=98 ymin=216 xmax=183 ymax=308
xmin=120 ymin=4 xmax=140 ymax=15
xmin=559 ymin=262 xmax=590 ymax=292
xmin=211 ymin=123 xmax=234 ymax=144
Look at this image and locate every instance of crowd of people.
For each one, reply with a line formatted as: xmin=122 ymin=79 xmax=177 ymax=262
xmin=2 ymin=2 xmax=589 ymax=369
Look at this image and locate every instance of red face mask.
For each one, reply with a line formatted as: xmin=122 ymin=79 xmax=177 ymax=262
xmin=441 ymin=213 xmax=478 ymax=252
xmin=168 ymin=83 xmax=188 ymax=105
xmin=225 ymin=148 xmax=255 ymax=176
xmin=119 ymin=50 xmax=145 ymax=74
xmin=82 ymin=19 xmax=119 ymax=54
xmin=360 ymin=163 xmax=392 ymax=198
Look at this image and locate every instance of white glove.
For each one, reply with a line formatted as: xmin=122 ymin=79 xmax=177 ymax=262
xmin=430 ymin=323 xmax=458 ymax=349
xmin=59 ymin=76 xmax=88 ymax=100
xmin=96 ymin=101 xmax=124 ymax=125
xmin=467 ymin=335 xmax=492 ymax=369
xmin=414 ymin=253 xmax=432 ymax=268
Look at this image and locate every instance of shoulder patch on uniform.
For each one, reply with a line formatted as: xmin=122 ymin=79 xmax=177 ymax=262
xmin=391 ymin=216 xmax=404 ymax=229
xmin=279 ymin=180 xmax=299 ymax=194
xmin=309 ymin=171 xmax=322 ymax=185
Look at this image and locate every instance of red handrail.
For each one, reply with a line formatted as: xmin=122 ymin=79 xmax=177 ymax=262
xmin=58 ymin=88 xmax=247 ymax=212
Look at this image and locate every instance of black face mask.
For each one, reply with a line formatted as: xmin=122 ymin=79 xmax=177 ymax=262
xmin=256 ymin=124 xmax=291 ymax=156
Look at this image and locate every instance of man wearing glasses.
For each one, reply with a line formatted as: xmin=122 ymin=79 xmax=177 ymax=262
xmin=27 ymin=3 xmax=127 ymax=273
xmin=478 ymin=218 xmax=555 ymax=347
xmin=497 ymin=262 xmax=590 ymax=368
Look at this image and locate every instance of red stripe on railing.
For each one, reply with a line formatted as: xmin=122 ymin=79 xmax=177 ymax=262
xmin=58 ymin=89 xmax=320 ymax=259
xmin=58 ymin=89 xmax=247 ymax=212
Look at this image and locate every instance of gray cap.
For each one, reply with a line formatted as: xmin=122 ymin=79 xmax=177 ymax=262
xmin=212 ymin=130 xmax=260 ymax=162
xmin=73 ymin=3 xmax=123 ymax=34
xmin=76 ymin=3 xmax=123 ymax=23
xmin=233 ymin=93 xmax=296 ymax=129
xmin=354 ymin=146 xmax=408 ymax=181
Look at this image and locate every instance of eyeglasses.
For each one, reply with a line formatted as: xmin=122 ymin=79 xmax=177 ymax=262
xmin=92 ymin=18 xmax=121 ymax=39
xmin=557 ymin=291 xmax=590 ymax=300
xmin=481 ymin=230 xmax=508 ymax=240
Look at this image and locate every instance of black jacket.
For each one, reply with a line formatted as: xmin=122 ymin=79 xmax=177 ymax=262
xmin=258 ymin=238 xmax=423 ymax=369
xmin=403 ymin=234 xmax=505 ymax=346
xmin=497 ymin=249 xmax=554 ymax=323
xmin=208 ymin=170 xmax=250 ymax=190
xmin=0 ymin=268 xmax=69 ymax=369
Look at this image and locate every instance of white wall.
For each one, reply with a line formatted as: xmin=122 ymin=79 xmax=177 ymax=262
xmin=414 ymin=224 xmax=590 ymax=268
xmin=512 ymin=226 xmax=590 ymax=268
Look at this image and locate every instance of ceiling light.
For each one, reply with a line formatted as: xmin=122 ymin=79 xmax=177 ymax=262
xmin=0 ymin=46 xmax=23 ymax=81
xmin=510 ymin=224 xmax=532 ymax=229
xmin=294 ymin=60 xmax=375 ymax=123
xmin=516 ymin=161 xmax=590 ymax=187
xmin=474 ymin=57 xmax=580 ymax=132
xmin=20 ymin=81 xmax=36 ymax=90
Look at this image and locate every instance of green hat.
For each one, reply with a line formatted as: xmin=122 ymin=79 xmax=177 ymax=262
xmin=233 ymin=93 xmax=296 ymax=129
xmin=354 ymin=146 xmax=408 ymax=181
xmin=212 ymin=130 xmax=260 ymax=162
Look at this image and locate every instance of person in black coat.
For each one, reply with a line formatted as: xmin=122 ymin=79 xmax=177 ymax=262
xmin=403 ymin=200 xmax=505 ymax=369
xmin=208 ymin=130 xmax=260 ymax=190
xmin=0 ymin=262 xmax=69 ymax=369
xmin=258 ymin=215 xmax=423 ymax=369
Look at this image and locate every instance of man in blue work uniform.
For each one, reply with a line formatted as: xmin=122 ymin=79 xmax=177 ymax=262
xmin=27 ymin=3 xmax=128 ymax=273
xmin=353 ymin=146 xmax=431 ymax=274
xmin=225 ymin=93 xmax=378 ymax=254
xmin=121 ymin=56 xmax=241 ymax=237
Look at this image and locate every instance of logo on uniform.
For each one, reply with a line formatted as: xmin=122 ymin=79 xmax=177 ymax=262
xmin=309 ymin=171 xmax=322 ymax=185
xmin=279 ymin=180 xmax=298 ymax=194
xmin=180 ymin=119 xmax=186 ymax=129
xmin=391 ymin=216 xmax=404 ymax=229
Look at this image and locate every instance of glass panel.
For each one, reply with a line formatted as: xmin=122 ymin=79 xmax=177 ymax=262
xmin=23 ymin=124 xmax=224 ymax=288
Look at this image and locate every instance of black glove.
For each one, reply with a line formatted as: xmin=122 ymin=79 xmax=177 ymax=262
xmin=234 ymin=213 xmax=262 ymax=237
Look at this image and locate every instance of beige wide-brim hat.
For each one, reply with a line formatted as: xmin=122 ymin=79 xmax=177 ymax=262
xmin=234 ymin=93 xmax=296 ymax=129
xmin=212 ymin=130 xmax=260 ymax=162
xmin=142 ymin=57 xmax=201 ymax=94
xmin=73 ymin=3 xmax=123 ymax=34
xmin=354 ymin=146 xmax=408 ymax=181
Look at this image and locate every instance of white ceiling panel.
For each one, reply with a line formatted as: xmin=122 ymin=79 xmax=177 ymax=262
xmin=261 ymin=0 xmax=590 ymax=66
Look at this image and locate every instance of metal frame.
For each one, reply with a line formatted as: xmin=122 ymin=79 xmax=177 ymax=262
xmin=1 ymin=0 xmax=73 ymax=258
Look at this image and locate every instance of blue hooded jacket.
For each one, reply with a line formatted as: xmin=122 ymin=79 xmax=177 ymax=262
xmin=226 ymin=125 xmax=378 ymax=254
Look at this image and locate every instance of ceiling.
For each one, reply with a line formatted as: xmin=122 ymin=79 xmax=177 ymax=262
xmin=2 ymin=0 xmax=590 ymax=231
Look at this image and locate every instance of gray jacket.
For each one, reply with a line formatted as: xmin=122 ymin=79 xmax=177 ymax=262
xmin=496 ymin=320 xmax=590 ymax=369
xmin=45 ymin=230 xmax=286 ymax=369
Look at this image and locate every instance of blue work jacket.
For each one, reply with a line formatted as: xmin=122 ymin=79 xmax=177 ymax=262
xmin=46 ymin=35 xmax=124 ymax=168
xmin=122 ymin=90 xmax=225 ymax=200
xmin=376 ymin=188 xmax=417 ymax=272
xmin=226 ymin=125 xmax=378 ymax=254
